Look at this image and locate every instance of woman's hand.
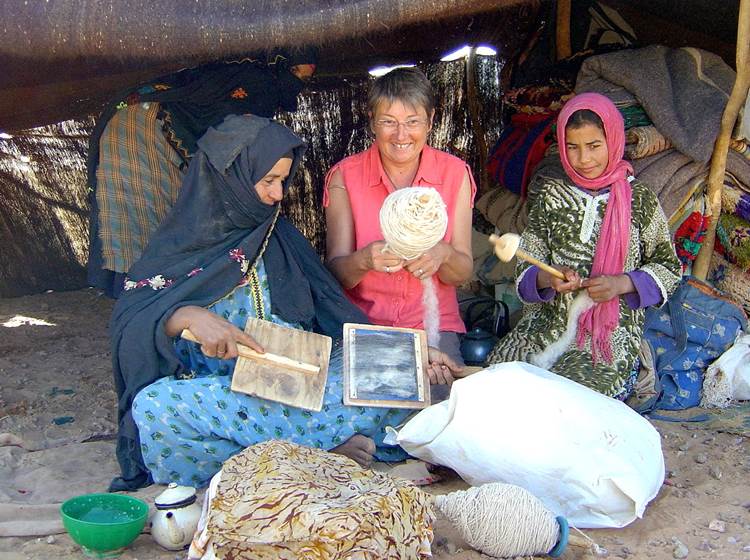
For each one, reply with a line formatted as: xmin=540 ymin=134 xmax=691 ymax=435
xmin=582 ymin=274 xmax=634 ymax=303
xmin=426 ymin=346 xmax=464 ymax=385
xmin=363 ymin=241 xmax=405 ymax=274
xmin=414 ymin=172 xmax=473 ymax=286
xmin=325 ymin=170 xmax=408 ymax=285
xmin=165 ymin=306 xmax=264 ymax=360
xmin=538 ymin=266 xmax=582 ymax=294
xmin=404 ymin=242 xmax=452 ymax=280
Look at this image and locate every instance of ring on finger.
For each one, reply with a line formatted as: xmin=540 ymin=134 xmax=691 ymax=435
xmin=417 ymin=268 xmax=424 ymax=276
xmin=385 ymin=265 xmax=391 ymax=274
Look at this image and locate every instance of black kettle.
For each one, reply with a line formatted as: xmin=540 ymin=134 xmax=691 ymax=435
xmin=460 ymin=297 xmax=510 ymax=366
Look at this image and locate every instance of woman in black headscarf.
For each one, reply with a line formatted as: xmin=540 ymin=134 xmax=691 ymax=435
xmin=111 ymin=115 xmax=419 ymax=490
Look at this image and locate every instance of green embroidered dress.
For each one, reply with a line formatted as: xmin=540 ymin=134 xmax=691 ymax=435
xmin=488 ymin=178 xmax=681 ymax=396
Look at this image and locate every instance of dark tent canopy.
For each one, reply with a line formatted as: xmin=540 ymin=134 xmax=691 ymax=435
xmin=0 ymin=0 xmax=529 ymax=132
xmin=0 ymin=0 xmax=742 ymax=297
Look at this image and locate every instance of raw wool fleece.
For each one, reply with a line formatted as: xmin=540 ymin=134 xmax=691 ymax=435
xmin=488 ymin=178 xmax=681 ymax=397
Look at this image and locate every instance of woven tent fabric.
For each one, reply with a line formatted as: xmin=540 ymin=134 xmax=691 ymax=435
xmin=0 ymin=0 xmax=530 ymax=132
xmin=189 ymin=440 xmax=435 ymax=560
xmin=0 ymin=0 xmax=519 ymax=60
xmin=0 ymin=120 xmax=92 ymax=297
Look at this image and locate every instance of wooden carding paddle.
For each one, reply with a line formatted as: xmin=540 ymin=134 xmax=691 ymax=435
xmin=234 ymin=318 xmax=331 ymax=411
xmin=180 ymin=329 xmax=320 ymax=375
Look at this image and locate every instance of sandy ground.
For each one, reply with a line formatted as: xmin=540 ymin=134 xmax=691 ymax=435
xmin=0 ymin=289 xmax=749 ymax=560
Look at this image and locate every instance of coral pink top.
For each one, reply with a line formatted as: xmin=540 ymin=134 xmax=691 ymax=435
xmin=324 ymin=144 xmax=476 ymax=332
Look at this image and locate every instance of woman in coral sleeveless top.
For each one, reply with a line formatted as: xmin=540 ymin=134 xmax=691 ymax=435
xmin=324 ymin=68 xmax=476 ymax=389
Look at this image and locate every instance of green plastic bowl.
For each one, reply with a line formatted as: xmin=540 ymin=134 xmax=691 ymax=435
xmin=60 ymin=493 xmax=149 ymax=558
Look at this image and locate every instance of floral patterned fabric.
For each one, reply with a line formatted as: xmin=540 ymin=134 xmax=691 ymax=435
xmin=188 ymin=440 xmax=434 ymax=560
xmin=642 ymin=277 xmax=747 ymax=410
xmin=131 ymin=258 xmax=411 ymax=487
xmin=716 ymin=213 xmax=750 ymax=272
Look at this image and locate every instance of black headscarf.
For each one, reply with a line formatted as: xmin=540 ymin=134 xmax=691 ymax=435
xmin=109 ymin=114 xmax=367 ymax=490
xmin=159 ymin=55 xmax=310 ymax=157
xmin=87 ymin=50 xmax=318 ymax=294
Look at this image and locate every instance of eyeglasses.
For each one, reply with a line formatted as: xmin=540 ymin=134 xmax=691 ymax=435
xmin=374 ymin=118 xmax=429 ymax=131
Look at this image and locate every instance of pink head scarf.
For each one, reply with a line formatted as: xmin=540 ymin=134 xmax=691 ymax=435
xmin=556 ymin=93 xmax=633 ymax=363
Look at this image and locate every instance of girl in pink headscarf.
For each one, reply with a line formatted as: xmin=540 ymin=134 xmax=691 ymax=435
xmin=488 ymin=93 xmax=680 ymax=399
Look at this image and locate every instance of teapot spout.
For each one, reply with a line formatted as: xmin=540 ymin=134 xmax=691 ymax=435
xmin=165 ymin=512 xmax=185 ymax=546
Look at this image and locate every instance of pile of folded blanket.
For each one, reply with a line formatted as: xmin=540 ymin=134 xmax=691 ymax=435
xmin=477 ymin=45 xmax=750 ymax=312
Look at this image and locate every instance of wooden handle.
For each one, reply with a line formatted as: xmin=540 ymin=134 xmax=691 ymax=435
xmin=181 ymin=329 xmax=320 ymax=375
xmin=515 ymin=248 xmax=566 ymax=280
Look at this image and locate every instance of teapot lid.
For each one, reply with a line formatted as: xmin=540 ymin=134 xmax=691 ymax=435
xmin=154 ymin=482 xmax=197 ymax=509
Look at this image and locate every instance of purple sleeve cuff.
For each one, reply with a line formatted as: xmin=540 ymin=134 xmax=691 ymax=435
xmin=623 ymin=270 xmax=663 ymax=309
xmin=518 ymin=266 xmax=556 ymax=303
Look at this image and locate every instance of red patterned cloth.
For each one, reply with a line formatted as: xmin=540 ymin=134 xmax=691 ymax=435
xmin=673 ymin=211 xmax=708 ymax=270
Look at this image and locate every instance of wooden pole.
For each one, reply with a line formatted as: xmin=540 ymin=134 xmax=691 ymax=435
xmin=556 ymin=0 xmax=572 ymax=61
xmin=692 ymin=0 xmax=750 ymax=280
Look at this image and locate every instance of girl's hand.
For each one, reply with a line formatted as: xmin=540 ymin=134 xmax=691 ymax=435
xmin=364 ymin=241 xmax=405 ymax=274
xmin=538 ymin=266 xmax=582 ymax=294
xmin=582 ymin=274 xmax=634 ymax=303
xmin=404 ymin=242 xmax=452 ymax=280
xmin=166 ymin=306 xmax=264 ymax=360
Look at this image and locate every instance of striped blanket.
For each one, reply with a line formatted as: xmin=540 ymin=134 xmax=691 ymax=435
xmin=96 ymin=102 xmax=185 ymax=272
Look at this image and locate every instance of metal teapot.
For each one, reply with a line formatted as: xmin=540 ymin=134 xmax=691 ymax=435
xmin=150 ymin=483 xmax=202 ymax=550
xmin=460 ymin=297 xmax=509 ymax=366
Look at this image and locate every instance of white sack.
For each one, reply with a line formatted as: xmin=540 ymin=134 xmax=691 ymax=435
xmin=395 ymin=362 xmax=664 ymax=528
xmin=702 ymin=333 xmax=750 ymax=408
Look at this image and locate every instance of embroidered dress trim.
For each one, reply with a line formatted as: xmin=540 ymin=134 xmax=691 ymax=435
xmin=247 ymin=267 xmax=265 ymax=321
xmin=210 ymin=207 xmax=280 ymax=308
xmin=579 ymin=192 xmax=608 ymax=245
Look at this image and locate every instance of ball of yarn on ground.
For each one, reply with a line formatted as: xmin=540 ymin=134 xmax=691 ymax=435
xmin=434 ymin=482 xmax=561 ymax=558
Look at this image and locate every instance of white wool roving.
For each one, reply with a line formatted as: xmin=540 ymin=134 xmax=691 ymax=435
xmin=421 ymin=274 xmax=441 ymax=346
xmin=531 ymin=291 xmax=595 ymax=370
xmin=702 ymin=333 xmax=750 ymax=408
xmin=380 ymin=187 xmax=448 ymax=346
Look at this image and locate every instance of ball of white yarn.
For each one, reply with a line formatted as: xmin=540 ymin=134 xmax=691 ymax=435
xmin=434 ymin=483 xmax=561 ymax=558
xmin=379 ymin=187 xmax=448 ymax=260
